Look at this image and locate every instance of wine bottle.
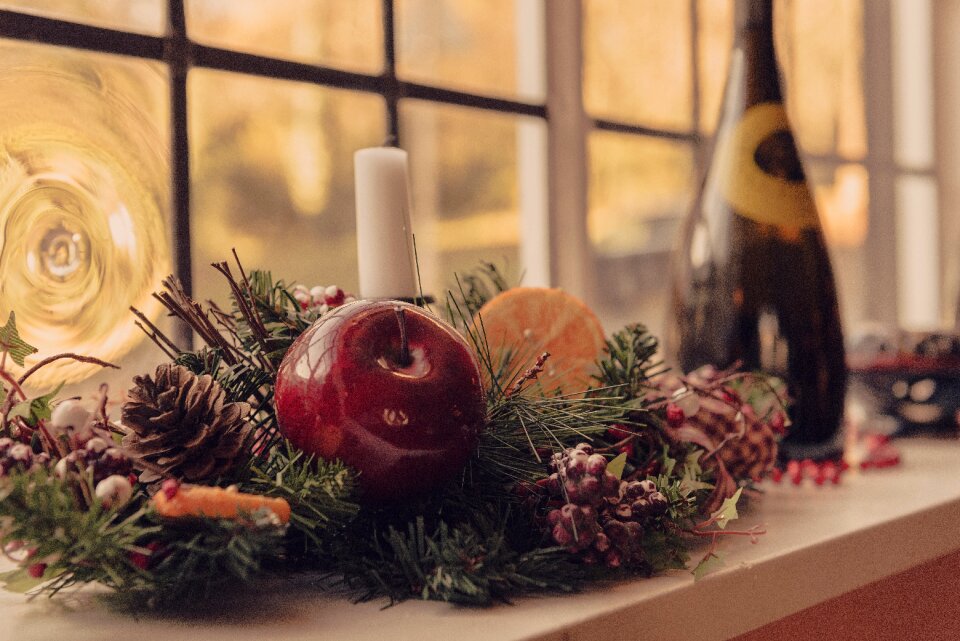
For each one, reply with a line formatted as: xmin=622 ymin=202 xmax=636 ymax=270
xmin=670 ymin=0 xmax=847 ymax=459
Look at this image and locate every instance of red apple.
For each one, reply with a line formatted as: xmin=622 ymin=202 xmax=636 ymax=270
xmin=274 ymin=300 xmax=486 ymax=502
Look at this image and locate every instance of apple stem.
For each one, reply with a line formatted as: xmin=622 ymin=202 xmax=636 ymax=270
xmin=395 ymin=306 xmax=412 ymax=367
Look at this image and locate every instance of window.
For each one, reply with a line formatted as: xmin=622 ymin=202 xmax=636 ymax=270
xmin=0 ymin=0 xmax=946 ymax=391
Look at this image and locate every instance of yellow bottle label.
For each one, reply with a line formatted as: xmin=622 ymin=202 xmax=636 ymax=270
xmin=716 ymin=102 xmax=820 ymax=229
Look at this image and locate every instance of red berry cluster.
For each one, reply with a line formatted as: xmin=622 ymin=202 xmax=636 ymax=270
xmin=542 ymin=443 xmax=669 ymax=568
xmin=770 ymin=458 xmax=847 ymax=485
xmin=0 ymin=438 xmax=50 ymax=476
xmin=291 ymin=284 xmax=356 ymax=315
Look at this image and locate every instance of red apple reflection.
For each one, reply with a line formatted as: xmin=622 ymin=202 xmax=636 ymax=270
xmin=274 ymin=300 xmax=486 ymax=502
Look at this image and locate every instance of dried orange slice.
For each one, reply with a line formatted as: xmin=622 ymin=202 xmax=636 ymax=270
xmin=474 ymin=287 xmax=605 ymax=395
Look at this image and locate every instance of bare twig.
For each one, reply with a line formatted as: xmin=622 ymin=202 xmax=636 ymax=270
xmin=507 ymin=352 xmax=551 ymax=397
xmin=17 ymin=353 xmax=118 ymax=386
xmin=129 ymin=305 xmax=182 ymax=358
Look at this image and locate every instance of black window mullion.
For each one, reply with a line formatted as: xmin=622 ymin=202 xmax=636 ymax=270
xmin=166 ymin=0 xmax=192 ymax=348
xmin=0 ymin=9 xmax=164 ymax=58
xmin=382 ymin=0 xmax=400 ymax=143
xmin=593 ymin=118 xmax=698 ymax=143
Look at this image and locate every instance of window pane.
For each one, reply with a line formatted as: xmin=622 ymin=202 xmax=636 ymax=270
xmin=396 ymin=0 xmax=544 ymax=103
xmin=779 ymin=0 xmax=866 ymax=159
xmin=0 ymin=40 xmax=170 ymax=390
xmin=588 ymin=132 xmax=695 ymax=334
xmin=589 ymin=133 xmax=694 ymax=255
xmin=190 ymin=70 xmax=386 ymax=302
xmin=399 ymin=100 xmax=529 ymax=295
xmin=187 ymin=0 xmax=383 ymax=73
xmin=584 ymin=0 xmax=693 ymax=131
xmin=697 ymin=0 xmax=733 ymax=133
xmin=0 ymin=0 xmax=165 ymax=34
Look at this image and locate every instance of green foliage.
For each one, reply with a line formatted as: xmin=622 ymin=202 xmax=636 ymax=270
xmin=0 ymin=469 xmax=157 ymax=595
xmin=242 ymin=442 xmax=359 ymax=551
xmin=691 ymin=551 xmax=725 ymax=581
xmin=0 ymin=258 xmax=735 ymax=611
xmin=710 ymin=488 xmax=743 ymax=530
xmin=225 ymin=267 xmax=314 ymax=366
xmin=7 ymin=383 xmax=63 ymax=428
xmin=134 ymin=511 xmax=287 ymax=606
xmin=0 ymin=468 xmax=289 ymax=607
xmin=476 ymin=392 xmax=627 ymax=484
xmin=607 ymin=452 xmax=628 ymax=480
xmin=594 ymin=323 xmax=665 ymax=400
xmin=331 ymin=514 xmax=591 ymax=606
xmin=0 ymin=312 xmax=37 ymax=367
xmin=451 ymin=262 xmax=512 ymax=321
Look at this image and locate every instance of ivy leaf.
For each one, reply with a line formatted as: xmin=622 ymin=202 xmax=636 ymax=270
xmin=661 ymin=445 xmax=677 ymax=479
xmin=607 ymin=452 xmax=628 ymax=480
xmin=0 ymin=569 xmax=46 ymax=594
xmin=679 ymin=449 xmax=713 ymax=497
xmin=9 ymin=383 xmax=64 ymax=428
xmin=711 ymin=487 xmax=743 ymax=530
xmin=692 ymin=552 xmax=725 ymax=581
xmin=0 ymin=312 xmax=37 ymax=368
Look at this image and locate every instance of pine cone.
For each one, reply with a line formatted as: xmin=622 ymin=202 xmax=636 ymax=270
xmin=121 ymin=364 xmax=253 ymax=483
xmin=687 ymin=395 xmax=778 ymax=480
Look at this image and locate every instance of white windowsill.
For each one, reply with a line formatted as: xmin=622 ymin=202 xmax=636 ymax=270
xmin=7 ymin=437 xmax=960 ymax=641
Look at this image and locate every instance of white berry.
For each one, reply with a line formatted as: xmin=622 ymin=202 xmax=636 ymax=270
xmin=95 ymin=475 xmax=133 ymax=509
xmin=309 ymin=285 xmax=326 ymax=300
xmin=49 ymin=401 xmax=92 ymax=434
xmin=53 ymin=458 xmax=69 ymax=479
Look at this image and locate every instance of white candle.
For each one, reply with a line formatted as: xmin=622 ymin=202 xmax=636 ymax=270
xmin=354 ymin=146 xmax=418 ymax=299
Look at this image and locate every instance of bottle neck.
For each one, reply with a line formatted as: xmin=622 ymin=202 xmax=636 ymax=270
xmin=733 ymin=0 xmax=783 ymax=105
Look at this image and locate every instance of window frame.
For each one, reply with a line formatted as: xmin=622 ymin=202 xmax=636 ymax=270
xmin=0 ymin=0 xmax=931 ymax=334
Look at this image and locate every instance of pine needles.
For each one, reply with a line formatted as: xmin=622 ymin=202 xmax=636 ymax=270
xmin=330 ymin=513 xmax=591 ymax=606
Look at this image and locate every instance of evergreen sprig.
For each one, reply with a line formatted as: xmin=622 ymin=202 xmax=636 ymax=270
xmin=594 ymin=323 xmax=667 ymax=400
xmin=0 ymin=469 xmax=156 ymax=595
xmin=331 ymin=514 xmax=592 ymax=606
xmin=134 ymin=511 xmax=287 ymax=606
xmin=476 ymin=393 xmax=628 ymax=484
xmin=451 ymin=262 xmax=512 ymax=322
xmin=242 ymin=443 xmax=359 ymax=551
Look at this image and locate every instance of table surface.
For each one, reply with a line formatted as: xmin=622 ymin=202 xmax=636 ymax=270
xmin=7 ymin=437 xmax=960 ymax=641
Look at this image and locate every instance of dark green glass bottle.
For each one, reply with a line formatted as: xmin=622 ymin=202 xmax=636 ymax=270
xmin=670 ymin=0 xmax=847 ymax=459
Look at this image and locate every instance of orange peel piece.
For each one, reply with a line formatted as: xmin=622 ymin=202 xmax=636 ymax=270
xmin=152 ymin=484 xmax=291 ymax=524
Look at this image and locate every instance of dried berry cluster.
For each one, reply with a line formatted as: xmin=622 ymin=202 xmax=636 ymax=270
xmin=53 ymin=436 xmax=132 ymax=485
xmin=0 ymin=438 xmax=49 ymax=476
xmin=48 ymin=399 xmax=136 ymax=509
xmin=542 ymin=443 xmax=669 ymax=568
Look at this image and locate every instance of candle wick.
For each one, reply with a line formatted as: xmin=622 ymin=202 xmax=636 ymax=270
xmin=395 ymin=306 xmax=411 ymax=367
xmin=382 ymin=134 xmax=398 ymax=147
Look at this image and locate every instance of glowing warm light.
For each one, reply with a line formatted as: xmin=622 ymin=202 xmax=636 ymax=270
xmin=0 ymin=43 xmax=170 ymax=389
xmin=815 ymin=163 xmax=869 ymax=248
xmin=108 ymin=206 xmax=138 ymax=255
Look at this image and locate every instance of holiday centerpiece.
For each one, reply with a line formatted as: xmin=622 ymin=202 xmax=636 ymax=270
xmin=0 ymin=144 xmax=788 ymax=610
xmin=0 ymin=257 xmax=786 ymax=607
